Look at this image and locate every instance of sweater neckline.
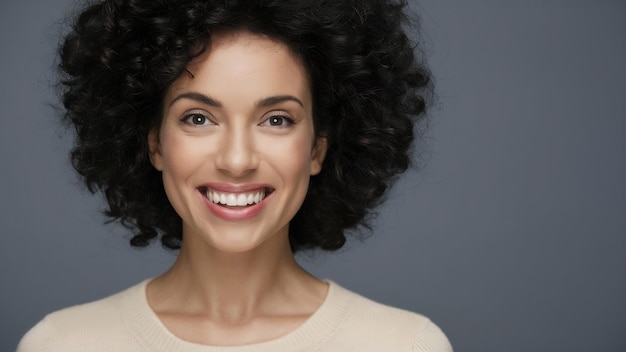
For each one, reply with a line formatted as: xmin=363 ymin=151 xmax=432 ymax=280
xmin=121 ymin=279 xmax=350 ymax=352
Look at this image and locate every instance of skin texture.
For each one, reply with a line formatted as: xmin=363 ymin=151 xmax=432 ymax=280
xmin=146 ymin=31 xmax=329 ymax=346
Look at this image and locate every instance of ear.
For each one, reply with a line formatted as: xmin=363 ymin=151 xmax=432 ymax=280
xmin=147 ymin=129 xmax=164 ymax=171
xmin=310 ymin=136 xmax=328 ymax=176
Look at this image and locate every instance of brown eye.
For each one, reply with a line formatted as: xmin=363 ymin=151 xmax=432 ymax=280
xmin=190 ymin=114 xmax=207 ymax=125
xmin=181 ymin=112 xmax=213 ymax=126
xmin=269 ymin=116 xmax=285 ymax=126
xmin=260 ymin=114 xmax=294 ymax=128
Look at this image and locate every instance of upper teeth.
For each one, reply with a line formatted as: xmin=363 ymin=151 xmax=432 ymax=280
xmin=206 ymin=189 xmax=266 ymax=206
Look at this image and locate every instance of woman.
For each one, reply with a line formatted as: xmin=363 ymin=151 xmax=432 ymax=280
xmin=19 ymin=0 xmax=452 ymax=350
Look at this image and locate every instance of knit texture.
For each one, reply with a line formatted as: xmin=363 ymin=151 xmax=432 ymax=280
xmin=18 ymin=280 xmax=452 ymax=351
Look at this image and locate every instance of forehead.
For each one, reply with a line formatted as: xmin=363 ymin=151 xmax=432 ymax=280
xmin=166 ymin=31 xmax=311 ymax=101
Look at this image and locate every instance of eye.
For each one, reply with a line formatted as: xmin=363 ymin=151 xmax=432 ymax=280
xmin=181 ymin=112 xmax=213 ymax=126
xmin=260 ymin=114 xmax=294 ymax=128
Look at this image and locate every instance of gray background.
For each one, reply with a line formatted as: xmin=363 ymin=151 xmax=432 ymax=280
xmin=1 ymin=1 xmax=624 ymax=351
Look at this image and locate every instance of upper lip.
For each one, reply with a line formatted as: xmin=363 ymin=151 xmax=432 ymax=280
xmin=198 ymin=183 xmax=274 ymax=193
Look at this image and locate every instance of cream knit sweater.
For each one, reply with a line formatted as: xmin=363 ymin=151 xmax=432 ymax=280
xmin=18 ymin=280 xmax=452 ymax=351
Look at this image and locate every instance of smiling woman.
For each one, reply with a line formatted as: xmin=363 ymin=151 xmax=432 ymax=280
xmin=17 ymin=0 xmax=451 ymax=351
xmin=150 ymin=31 xmax=325 ymax=254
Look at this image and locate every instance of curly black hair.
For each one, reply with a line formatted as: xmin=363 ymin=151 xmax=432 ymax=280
xmin=58 ymin=0 xmax=433 ymax=252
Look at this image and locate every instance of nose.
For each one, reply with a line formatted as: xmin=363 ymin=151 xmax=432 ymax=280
xmin=214 ymin=127 xmax=259 ymax=178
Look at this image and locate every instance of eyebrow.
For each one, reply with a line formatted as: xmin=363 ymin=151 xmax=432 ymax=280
xmin=168 ymin=92 xmax=304 ymax=108
xmin=256 ymin=95 xmax=304 ymax=108
xmin=169 ymin=92 xmax=221 ymax=108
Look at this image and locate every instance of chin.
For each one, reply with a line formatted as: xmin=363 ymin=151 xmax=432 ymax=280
xmin=192 ymin=225 xmax=289 ymax=255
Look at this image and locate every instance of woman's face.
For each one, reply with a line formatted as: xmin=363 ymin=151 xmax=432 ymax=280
xmin=149 ymin=31 xmax=326 ymax=253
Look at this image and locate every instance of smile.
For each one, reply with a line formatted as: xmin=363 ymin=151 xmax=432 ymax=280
xmin=200 ymin=187 xmax=272 ymax=207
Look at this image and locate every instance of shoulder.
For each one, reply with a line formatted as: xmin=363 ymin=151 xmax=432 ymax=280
xmin=17 ymin=280 xmax=148 ymax=352
xmin=326 ymin=282 xmax=453 ymax=352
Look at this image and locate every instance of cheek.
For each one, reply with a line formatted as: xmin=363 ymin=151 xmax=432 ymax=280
xmin=161 ymin=133 xmax=196 ymax=177
xmin=262 ymin=133 xmax=316 ymax=195
xmin=158 ymin=131 xmax=208 ymax=209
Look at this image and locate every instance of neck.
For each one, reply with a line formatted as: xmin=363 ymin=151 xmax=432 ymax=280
xmin=148 ymin=225 xmax=323 ymax=323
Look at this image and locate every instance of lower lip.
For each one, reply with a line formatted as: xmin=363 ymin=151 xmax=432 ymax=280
xmin=199 ymin=191 xmax=269 ymax=221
